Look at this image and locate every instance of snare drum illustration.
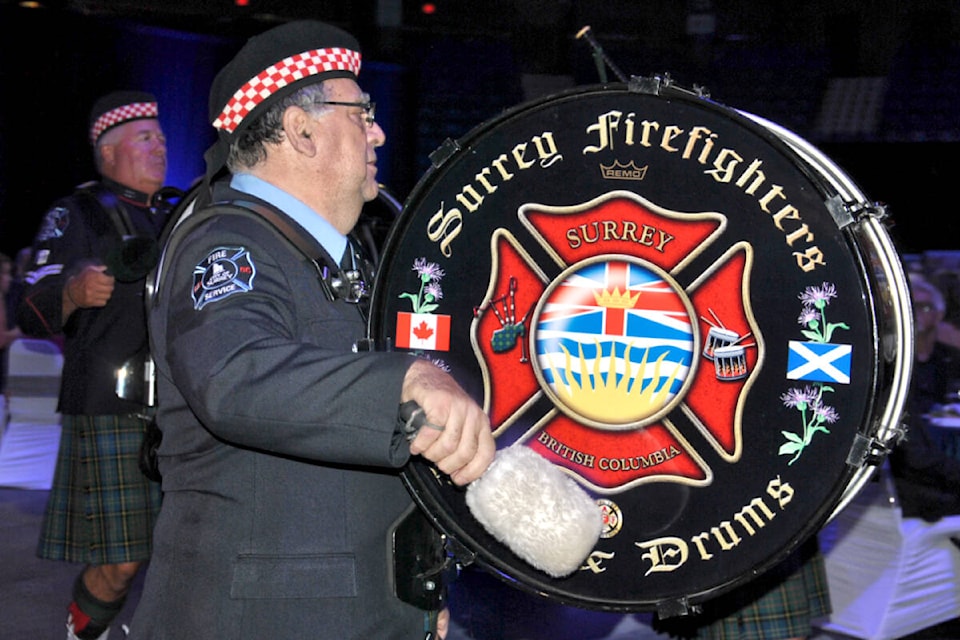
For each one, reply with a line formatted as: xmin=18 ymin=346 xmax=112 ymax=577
xmin=714 ymin=344 xmax=749 ymax=380
xmin=703 ymin=326 xmax=740 ymax=361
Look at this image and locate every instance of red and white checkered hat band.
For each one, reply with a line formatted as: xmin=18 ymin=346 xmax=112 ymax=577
xmin=212 ymin=47 xmax=361 ymax=134
xmin=89 ymin=102 xmax=158 ymax=144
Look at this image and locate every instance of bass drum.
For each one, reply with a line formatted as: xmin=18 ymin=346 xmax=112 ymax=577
xmin=356 ymin=184 xmax=403 ymax=268
xmin=368 ymin=80 xmax=912 ymax=614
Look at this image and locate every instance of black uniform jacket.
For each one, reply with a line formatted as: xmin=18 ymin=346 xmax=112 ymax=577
xmin=129 ymin=182 xmax=430 ymax=639
xmin=17 ymin=179 xmax=167 ymax=415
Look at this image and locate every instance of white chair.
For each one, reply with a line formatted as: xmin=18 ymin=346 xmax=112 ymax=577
xmin=817 ymin=464 xmax=960 ymax=639
xmin=0 ymin=338 xmax=64 ymax=490
xmin=4 ymin=338 xmax=63 ymax=423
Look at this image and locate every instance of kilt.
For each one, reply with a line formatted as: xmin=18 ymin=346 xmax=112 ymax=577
xmin=37 ymin=413 xmax=161 ymax=565
xmin=655 ymin=538 xmax=830 ymax=640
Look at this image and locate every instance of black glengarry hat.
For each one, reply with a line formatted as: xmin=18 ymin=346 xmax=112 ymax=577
xmin=89 ymin=90 xmax=159 ymax=146
xmin=206 ymin=19 xmax=361 ymax=177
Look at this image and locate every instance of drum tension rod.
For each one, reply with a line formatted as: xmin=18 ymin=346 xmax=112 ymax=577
xmin=626 ymin=73 xmax=711 ymax=101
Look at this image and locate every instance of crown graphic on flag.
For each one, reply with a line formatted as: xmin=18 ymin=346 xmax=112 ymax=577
xmin=593 ymin=287 xmax=641 ymax=309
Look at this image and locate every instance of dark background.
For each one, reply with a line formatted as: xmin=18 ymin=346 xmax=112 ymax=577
xmin=1 ymin=0 xmax=959 ymax=258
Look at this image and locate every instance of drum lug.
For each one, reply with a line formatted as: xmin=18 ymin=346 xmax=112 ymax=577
xmin=444 ymin=534 xmax=477 ymax=568
xmin=629 ymin=73 xmax=711 ymax=101
xmin=656 ymin=596 xmax=702 ymax=619
xmin=827 ymin=195 xmax=889 ymax=228
xmin=628 ymin=73 xmax=684 ymax=96
xmin=392 ymin=506 xmax=449 ymax=611
xmin=825 ymin=195 xmax=856 ymax=228
xmin=428 ymin=138 xmax=461 ymax=169
xmin=629 ymin=74 xmax=666 ymax=95
xmin=846 ymin=431 xmax=896 ymax=467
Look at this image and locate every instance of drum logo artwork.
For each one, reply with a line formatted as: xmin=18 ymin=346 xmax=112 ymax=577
xmin=372 ymin=87 xmax=902 ymax=610
xmin=459 ymin=191 xmax=763 ymax=493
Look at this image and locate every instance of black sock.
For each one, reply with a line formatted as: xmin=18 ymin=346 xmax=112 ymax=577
xmin=70 ymin=574 xmax=126 ymax=639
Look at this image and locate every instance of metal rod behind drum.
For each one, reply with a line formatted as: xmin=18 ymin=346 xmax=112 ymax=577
xmin=576 ymin=25 xmax=628 ymax=83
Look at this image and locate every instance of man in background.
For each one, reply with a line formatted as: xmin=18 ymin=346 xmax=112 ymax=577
xmin=889 ymin=272 xmax=960 ymax=520
xmin=17 ymin=90 xmax=171 ymax=640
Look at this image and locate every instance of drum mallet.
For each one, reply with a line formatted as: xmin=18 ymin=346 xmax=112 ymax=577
xmin=400 ymin=401 xmax=602 ymax=578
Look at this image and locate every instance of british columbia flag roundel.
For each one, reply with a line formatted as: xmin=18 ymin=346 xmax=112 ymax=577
xmin=533 ymin=258 xmax=695 ymax=425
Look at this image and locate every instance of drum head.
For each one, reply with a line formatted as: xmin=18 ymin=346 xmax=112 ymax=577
xmin=368 ymin=82 xmax=911 ymax=612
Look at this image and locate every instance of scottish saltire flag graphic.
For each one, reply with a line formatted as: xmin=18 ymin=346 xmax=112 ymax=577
xmin=786 ymin=340 xmax=851 ymax=384
xmin=534 ymin=260 xmax=694 ymax=397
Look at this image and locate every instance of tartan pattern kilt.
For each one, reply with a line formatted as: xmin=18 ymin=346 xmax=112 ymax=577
xmin=654 ymin=538 xmax=831 ymax=640
xmin=693 ymin=551 xmax=830 ymax=640
xmin=37 ymin=413 xmax=161 ymax=564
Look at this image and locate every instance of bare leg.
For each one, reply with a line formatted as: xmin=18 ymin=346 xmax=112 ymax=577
xmin=82 ymin=562 xmax=142 ymax=602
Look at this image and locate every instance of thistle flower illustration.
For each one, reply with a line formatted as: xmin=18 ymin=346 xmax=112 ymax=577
xmin=430 ymin=357 xmax=451 ymax=372
xmin=797 ymin=282 xmax=849 ymax=343
xmin=425 ymin=282 xmax=444 ymax=303
xmin=399 ymin=258 xmax=445 ymax=313
xmin=779 ymin=384 xmax=838 ymax=465
xmin=406 ymin=352 xmax=451 ymax=371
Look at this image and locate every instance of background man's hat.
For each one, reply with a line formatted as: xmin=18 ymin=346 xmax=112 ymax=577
xmin=88 ymin=90 xmax=158 ymax=146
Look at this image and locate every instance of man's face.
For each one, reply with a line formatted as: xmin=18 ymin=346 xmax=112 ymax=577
xmin=309 ymin=78 xmax=386 ymax=223
xmin=99 ymin=119 xmax=167 ymax=197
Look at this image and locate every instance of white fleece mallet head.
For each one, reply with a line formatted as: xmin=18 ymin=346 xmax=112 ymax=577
xmin=465 ymin=445 xmax=602 ymax=578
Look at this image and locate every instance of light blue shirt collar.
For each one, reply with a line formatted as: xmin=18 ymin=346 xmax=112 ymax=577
xmin=230 ymin=173 xmax=347 ymax=263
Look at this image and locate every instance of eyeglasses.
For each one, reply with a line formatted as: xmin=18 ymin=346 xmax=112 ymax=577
xmin=322 ymin=100 xmax=376 ymax=126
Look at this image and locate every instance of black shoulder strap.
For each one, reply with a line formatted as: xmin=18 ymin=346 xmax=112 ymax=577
xmin=231 ymin=199 xmax=328 ymax=263
xmin=75 ymin=181 xmax=135 ymax=238
xmin=149 ymin=197 xmax=336 ymax=311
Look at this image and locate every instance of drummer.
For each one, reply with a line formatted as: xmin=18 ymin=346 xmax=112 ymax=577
xmin=128 ymin=19 xmax=494 ymax=640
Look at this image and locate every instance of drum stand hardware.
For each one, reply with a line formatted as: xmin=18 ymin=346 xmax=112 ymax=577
xmin=392 ymin=505 xmax=451 ymax=611
xmin=575 ymin=25 xmax=628 ymax=84
xmin=577 ymin=24 xmax=712 ymax=102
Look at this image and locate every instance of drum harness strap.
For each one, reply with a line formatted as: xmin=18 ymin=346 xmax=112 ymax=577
xmin=140 ymin=197 xmax=370 ymax=453
xmin=76 ymin=181 xmax=136 ymax=238
xmin=152 ymin=198 xmax=373 ymax=317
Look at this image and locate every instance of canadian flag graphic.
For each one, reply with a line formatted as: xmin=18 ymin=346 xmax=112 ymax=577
xmin=395 ymin=312 xmax=452 ymax=351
